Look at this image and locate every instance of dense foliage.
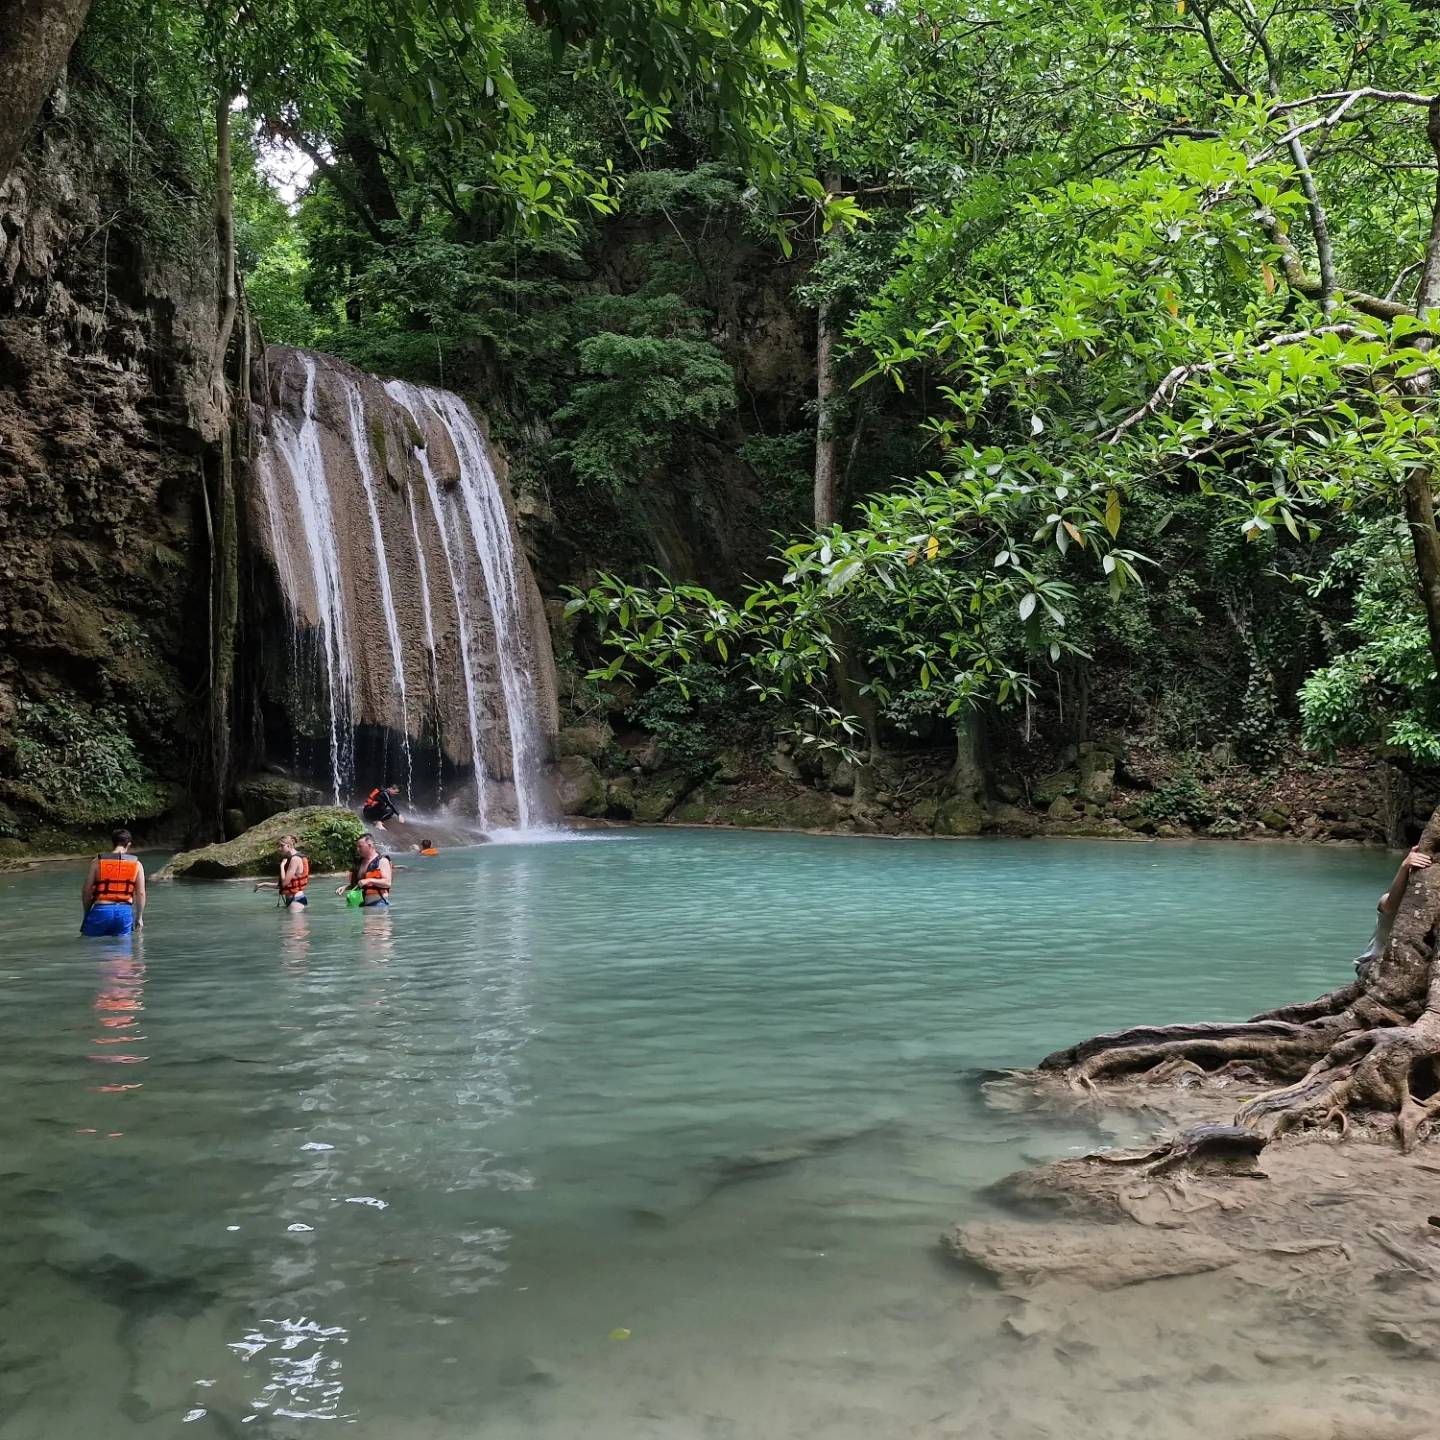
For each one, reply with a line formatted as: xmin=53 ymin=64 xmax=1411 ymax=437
xmin=61 ymin=0 xmax=1440 ymax=783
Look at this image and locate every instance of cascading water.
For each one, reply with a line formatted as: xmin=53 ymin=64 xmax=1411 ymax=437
xmin=251 ymin=346 xmax=557 ymax=831
xmin=342 ymin=377 xmax=412 ymax=800
xmin=429 ymin=391 xmax=549 ymax=831
xmin=385 ymin=379 xmax=494 ymax=828
xmin=256 ymin=354 xmax=355 ymax=803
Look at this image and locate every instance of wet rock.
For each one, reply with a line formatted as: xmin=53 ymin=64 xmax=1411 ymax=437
xmin=1077 ymin=744 xmax=1116 ymax=801
xmin=223 ymin=807 xmax=247 ymax=839
xmin=712 ymin=748 xmax=745 ymax=784
xmin=991 ymin=803 xmax=1040 ymax=837
xmin=233 ymin=774 xmax=326 ymax=827
xmin=910 ymin=797 xmax=940 ymax=831
xmin=161 ymin=806 xmax=362 ymax=879
xmin=769 ymin=743 xmax=803 ymax=781
xmin=609 ymin=769 xmax=693 ymax=822
xmin=551 ymin=755 xmax=607 ymax=817
xmin=935 ymin=796 xmax=985 ymax=836
xmin=947 ymin=1220 xmax=1242 ymax=1289
xmin=555 ymin=724 xmax=611 ymax=760
xmin=1033 ymin=770 xmax=1078 ymax=805
xmin=1047 ymin=795 xmax=1077 ymax=822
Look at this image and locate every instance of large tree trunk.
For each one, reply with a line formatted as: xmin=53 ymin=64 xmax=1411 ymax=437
xmin=0 ymin=0 xmax=93 ymax=186
xmin=1041 ymin=803 xmax=1440 ymax=1150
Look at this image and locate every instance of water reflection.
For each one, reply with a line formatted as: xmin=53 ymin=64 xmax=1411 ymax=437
xmin=280 ymin=906 xmax=312 ymax=974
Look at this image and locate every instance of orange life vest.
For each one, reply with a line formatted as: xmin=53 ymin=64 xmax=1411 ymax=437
xmin=94 ymin=854 xmax=139 ymax=905
xmin=366 ymin=788 xmax=382 ymax=805
xmin=357 ymin=853 xmax=389 ymax=903
xmin=420 ymin=847 xmax=438 ymax=856
xmin=280 ymin=854 xmax=310 ymax=898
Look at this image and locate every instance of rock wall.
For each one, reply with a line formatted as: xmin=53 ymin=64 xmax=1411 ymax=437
xmin=0 ymin=93 xmax=220 ymax=846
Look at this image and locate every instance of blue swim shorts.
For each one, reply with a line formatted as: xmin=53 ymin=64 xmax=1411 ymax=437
xmin=283 ymin=892 xmax=309 ymax=907
xmin=81 ymin=903 xmax=134 ymax=937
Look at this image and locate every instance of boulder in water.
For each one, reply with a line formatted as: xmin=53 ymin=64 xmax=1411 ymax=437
xmin=159 ymin=806 xmax=362 ymax=879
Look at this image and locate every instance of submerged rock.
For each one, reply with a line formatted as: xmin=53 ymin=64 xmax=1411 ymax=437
xmin=948 ymin=1220 xmax=1243 ymax=1289
xmin=160 ymin=806 xmax=362 ymax=879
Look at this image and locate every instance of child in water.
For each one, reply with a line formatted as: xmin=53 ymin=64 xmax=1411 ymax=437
xmin=411 ymin=839 xmax=439 ymax=856
xmin=1357 ymin=846 xmax=1432 ymax=977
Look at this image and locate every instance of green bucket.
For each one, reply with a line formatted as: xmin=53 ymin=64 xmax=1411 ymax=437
xmin=344 ymin=887 xmax=364 ymax=908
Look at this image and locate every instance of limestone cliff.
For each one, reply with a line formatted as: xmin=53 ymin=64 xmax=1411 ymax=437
xmin=0 ymin=92 xmax=221 ymax=847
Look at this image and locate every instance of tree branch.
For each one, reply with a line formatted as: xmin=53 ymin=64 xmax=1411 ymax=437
xmin=1270 ymin=88 xmax=1436 ymax=116
xmin=1099 ymin=324 xmax=1366 ymax=443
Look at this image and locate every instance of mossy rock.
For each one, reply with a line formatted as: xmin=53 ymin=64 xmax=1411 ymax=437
xmin=551 ymin=756 xmax=607 ymax=817
xmin=935 ymin=796 xmax=985 ymax=837
xmin=670 ymin=789 xmax=846 ymax=831
xmin=1033 ymin=770 xmax=1078 ymax=806
xmin=161 ymin=807 xmax=362 ymax=880
xmin=233 ymin=774 xmax=327 ymax=827
xmin=555 ymin=725 xmax=612 ymax=760
xmin=1258 ymin=809 xmax=1291 ymax=831
xmin=991 ymin=803 xmax=1040 ymax=838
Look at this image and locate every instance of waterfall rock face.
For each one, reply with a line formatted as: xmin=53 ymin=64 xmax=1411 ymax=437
xmin=248 ymin=346 xmax=558 ymax=829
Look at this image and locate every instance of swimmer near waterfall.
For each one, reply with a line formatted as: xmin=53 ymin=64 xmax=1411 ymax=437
xmin=362 ymin=785 xmax=404 ymax=831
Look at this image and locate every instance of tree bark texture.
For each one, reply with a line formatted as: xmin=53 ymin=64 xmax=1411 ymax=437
xmin=0 ymin=0 xmax=93 ymax=186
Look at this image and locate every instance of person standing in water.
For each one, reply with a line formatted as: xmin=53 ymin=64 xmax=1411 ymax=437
xmin=1357 ymin=846 xmax=1432 ymax=978
xmin=362 ymin=785 xmax=404 ymax=831
xmin=254 ymin=835 xmax=311 ymax=908
xmin=80 ymin=828 xmax=146 ymax=937
xmin=337 ymin=833 xmax=393 ymax=907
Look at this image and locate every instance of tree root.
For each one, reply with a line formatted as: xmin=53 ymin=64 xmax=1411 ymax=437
xmin=1032 ymin=848 xmax=1440 ymax=1151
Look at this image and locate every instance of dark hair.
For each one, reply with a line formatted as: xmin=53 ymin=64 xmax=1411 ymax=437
xmin=357 ymin=832 xmax=374 ymax=846
xmin=421 ymin=839 xmax=434 ymax=848
xmin=112 ymin=827 xmax=133 ymax=848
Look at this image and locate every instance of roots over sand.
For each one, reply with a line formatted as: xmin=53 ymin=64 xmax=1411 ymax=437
xmin=1038 ymin=811 xmax=1440 ymax=1152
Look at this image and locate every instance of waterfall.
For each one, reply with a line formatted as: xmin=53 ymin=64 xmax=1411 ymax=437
xmin=341 ymin=376 xmax=412 ymax=801
xmin=256 ymin=353 xmax=354 ymax=803
xmin=386 ymin=379 xmax=494 ymax=828
xmin=251 ymin=347 xmax=556 ymax=830
xmin=427 ymin=391 xmax=548 ymax=831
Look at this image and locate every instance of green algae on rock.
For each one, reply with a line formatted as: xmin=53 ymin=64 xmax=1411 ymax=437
xmin=160 ymin=807 xmax=362 ymax=880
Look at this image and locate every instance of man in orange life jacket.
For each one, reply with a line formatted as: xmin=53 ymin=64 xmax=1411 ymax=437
xmin=254 ymin=834 xmax=311 ymax=908
xmin=362 ymin=785 xmax=404 ymax=831
xmin=336 ymin=833 xmax=393 ymax=906
xmin=81 ymin=828 xmax=146 ymax=937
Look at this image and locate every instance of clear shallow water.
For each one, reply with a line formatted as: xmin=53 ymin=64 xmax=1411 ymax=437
xmin=0 ymin=831 xmax=1396 ymax=1437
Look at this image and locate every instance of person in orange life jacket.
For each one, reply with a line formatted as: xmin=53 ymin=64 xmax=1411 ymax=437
xmin=337 ymin=833 xmax=393 ymax=906
xmin=410 ymin=839 xmax=439 ymax=856
xmin=81 ymin=827 xmax=146 ymax=937
xmin=253 ymin=834 xmax=311 ymax=907
xmin=361 ymin=785 xmax=403 ymax=831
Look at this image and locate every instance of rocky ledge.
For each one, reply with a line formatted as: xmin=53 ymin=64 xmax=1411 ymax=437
xmin=158 ymin=807 xmax=361 ymax=880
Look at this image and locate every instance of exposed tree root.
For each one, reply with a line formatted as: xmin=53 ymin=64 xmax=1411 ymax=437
xmin=1033 ymin=822 xmax=1440 ymax=1151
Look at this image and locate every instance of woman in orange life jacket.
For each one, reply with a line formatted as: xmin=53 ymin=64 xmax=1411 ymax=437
xmin=254 ymin=834 xmax=311 ymax=908
xmin=336 ymin=832 xmax=393 ymax=907
xmin=81 ymin=827 xmax=146 ymax=937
